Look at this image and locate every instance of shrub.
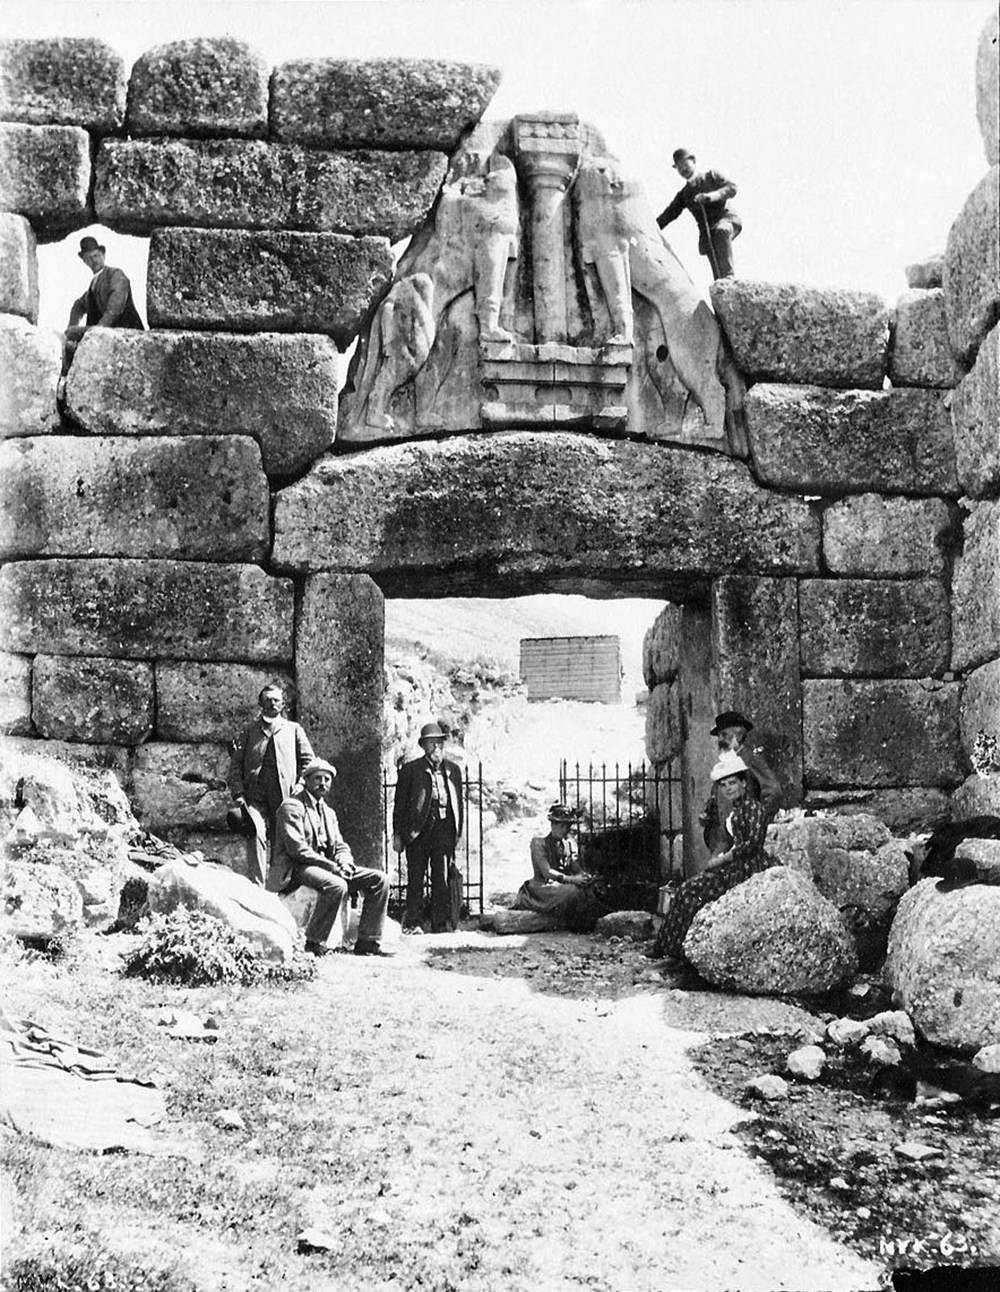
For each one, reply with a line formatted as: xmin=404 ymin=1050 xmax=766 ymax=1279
xmin=3 ymin=1238 xmax=197 ymax=1292
xmin=121 ymin=907 xmax=316 ymax=988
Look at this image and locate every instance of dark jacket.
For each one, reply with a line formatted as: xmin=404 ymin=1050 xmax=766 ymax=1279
xmin=70 ymin=266 xmax=145 ymax=330
xmin=393 ymin=755 xmax=464 ymax=846
xmin=657 ymin=169 xmax=741 ymax=242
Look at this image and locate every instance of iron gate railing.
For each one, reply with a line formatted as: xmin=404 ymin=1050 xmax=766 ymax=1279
xmin=381 ymin=762 xmax=486 ymax=917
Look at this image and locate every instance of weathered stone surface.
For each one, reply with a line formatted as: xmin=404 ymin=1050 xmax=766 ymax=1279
xmin=889 ymin=289 xmax=962 ymax=388
xmin=487 ymin=908 xmax=559 ymax=934
xmin=0 ymin=123 xmax=91 ymax=240
xmin=127 ymin=38 xmax=268 ymax=139
xmin=802 ymin=789 xmax=951 ymax=834
xmin=799 ymin=579 xmax=949 ymax=677
xmin=904 ymin=256 xmax=943 ymax=290
xmin=96 ymin=139 xmax=447 ymax=243
xmin=0 ymin=214 xmax=37 ymax=320
xmin=710 ymin=279 xmax=888 ymax=389
xmin=146 ymin=228 xmax=392 ymax=342
xmin=31 ymin=655 xmax=153 ymax=745
xmin=685 ymin=867 xmax=858 ymax=996
xmin=0 ymin=436 xmax=269 ymax=560
xmin=711 ymin=576 xmax=801 ymax=809
xmin=132 ymin=741 xmax=230 ymax=831
xmin=954 ymin=838 xmax=1000 ymax=885
xmin=952 ymin=500 xmax=1000 ymax=673
xmin=4 ymin=862 xmax=83 ymax=942
xmin=642 ymin=603 xmax=682 ymax=689
xmin=822 ymin=495 xmax=954 ymax=577
xmin=886 ymin=878 xmax=1000 ymax=1051
xmin=270 ymin=58 xmax=501 ymax=150
xmin=786 ymin=1045 xmax=825 ymax=1080
xmin=953 ymin=774 xmax=1000 ymax=820
xmin=744 ymin=384 xmax=958 ymax=495
xmin=147 ymin=857 xmax=297 ymax=962
xmin=156 ymin=662 xmax=296 ymax=743
xmin=952 ymin=323 xmax=999 ymax=497
xmin=0 ymin=560 xmax=293 ymax=662
xmin=645 ymin=682 xmax=681 ymax=764
xmin=274 ymin=434 xmax=820 ymax=593
xmin=803 ymin=679 xmax=964 ymax=788
xmin=943 ymin=166 xmax=1000 ymax=366
xmin=0 ymin=38 xmax=126 ymax=130
xmin=0 ymin=737 xmax=134 ymax=840
xmin=297 ymin=575 xmax=384 ymax=870
xmin=160 ymin=828 xmax=245 ymax=872
xmin=977 ymin=8 xmax=1000 ymax=166
xmin=594 ymin=910 xmax=653 ymax=940
xmin=961 ymin=658 xmax=1000 ymax=767
xmin=0 ymin=314 xmax=60 ymax=437
xmin=0 ymin=734 xmax=129 ymax=781
xmin=0 ymin=650 xmax=31 ymax=735
xmin=63 ymin=328 xmax=338 ymax=479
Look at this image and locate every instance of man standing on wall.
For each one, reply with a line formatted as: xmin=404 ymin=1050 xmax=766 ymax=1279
xmin=392 ymin=722 xmax=464 ymax=934
xmin=229 ymin=682 xmax=314 ymax=886
xmin=656 ymin=148 xmax=741 ymax=279
xmin=63 ymin=235 xmax=145 ymax=374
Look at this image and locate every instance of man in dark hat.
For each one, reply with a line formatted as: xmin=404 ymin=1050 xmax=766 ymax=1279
xmin=392 ymin=721 xmax=464 ymax=934
xmin=701 ymin=710 xmax=782 ymax=847
xmin=63 ymin=234 xmax=145 ymax=373
xmin=656 ymin=149 xmax=741 ymax=279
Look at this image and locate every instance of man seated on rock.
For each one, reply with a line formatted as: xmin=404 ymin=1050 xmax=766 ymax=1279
xmin=63 ymin=235 xmax=145 ymax=375
xmin=271 ymin=759 xmax=392 ymax=958
xmin=700 ymin=709 xmax=782 ymax=846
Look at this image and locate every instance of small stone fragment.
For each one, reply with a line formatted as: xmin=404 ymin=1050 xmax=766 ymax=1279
xmin=894 ymin=1141 xmax=941 ymax=1162
xmin=826 ymin=1016 xmax=870 ymax=1046
xmin=215 ymin=1108 xmax=246 ymax=1131
xmin=973 ymin=1043 xmax=1000 ymax=1073
xmin=786 ymin=1045 xmax=825 ymax=1081
xmin=860 ymin=1035 xmax=902 ymax=1067
xmin=746 ymin=1073 xmax=789 ymax=1100
xmin=865 ymin=1010 xmax=916 ymax=1047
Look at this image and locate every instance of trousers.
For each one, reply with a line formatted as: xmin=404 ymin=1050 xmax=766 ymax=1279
xmin=294 ymin=864 xmax=389 ymax=946
xmin=404 ymin=814 xmax=456 ymax=932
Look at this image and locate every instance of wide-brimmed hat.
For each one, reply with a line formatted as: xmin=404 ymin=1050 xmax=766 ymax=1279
xmin=418 ymin=722 xmax=447 ymax=744
xmin=78 ymin=236 xmax=105 ymax=258
xmin=301 ymin=758 xmax=337 ymax=780
xmin=672 ymin=147 xmax=695 ymax=166
xmin=548 ymin=803 xmax=579 ymax=823
xmin=710 ymin=750 xmax=749 ymax=783
xmin=710 ymin=710 xmax=753 ymax=736
xmin=225 ymin=803 xmax=257 ymax=838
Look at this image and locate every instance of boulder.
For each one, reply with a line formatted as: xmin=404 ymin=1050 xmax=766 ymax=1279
xmin=484 ymin=908 xmax=559 ymax=934
xmin=0 ymin=738 xmax=134 ymax=842
xmin=683 ymin=867 xmax=858 ymax=996
xmin=594 ymin=910 xmax=653 ymax=940
xmin=952 ymin=838 xmax=1000 ymax=885
xmin=904 ymin=256 xmax=944 ymax=290
xmin=710 ymin=279 xmax=888 ymax=389
xmin=147 ymin=857 xmax=297 ymax=962
xmin=799 ymin=578 xmax=949 ymax=676
xmin=952 ymin=499 xmax=999 ymax=673
xmin=977 ymin=9 xmax=1000 ymax=166
xmin=885 ymin=878 xmax=1000 ymax=1051
xmin=641 ymin=603 xmax=682 ymax=689
xmin=0 ymin=435 xmax=270 ymax=561
xmin=31 ymin=655 xmax=153 ymax=745
xmin=803 ymin=790 xmax=951 ymax=835
xmin=146 ymin=227 xmax=393 ymax=343
xmin=64 ymin=329 xmax=339 ymax=479
xmin=131 ymin=742 xmax=230 ymax=832
xmin=0 ymin=314 xmax=60 ymax=436
xmin=270 ymin=57 xmax=501 ymax=150
xmin=0 ymin=123 xmax=91 ymax=241
xmin=821 ymin=496 xmax=954 ymax=577
xmin=888 ymin=289 xmax=962 ymax=388
xmin=0 ymin=214 xmax=37 ymax=321
xmin=155 ymin=662 xmax=296 ymax=743
xmin=744 ymin=384 xmax=957 ymax=496
xmin=943 ymin=166 xmax=1000 ymax=366
xmin=952 ymin=323 xmax=999 ymax=499
xmin=0 ymin=650 xmax=31 ymax=735
xmin=0 ymin=559 xmax=294 ymax=661
xmin=952 ymin=774 xmax=1000 ymax=820
xmin=1 ymin=734 xmax=130 ymax=782
xmin=126 ymin=38 xmax=268 ymax=139
xmin=96 ymin=139 xmax=447 ymax=243
xmin=961 ymin=658 xmax=1000 ymax=764
xmin=0 ymin=38 xmax=126 ymax=131
xmin=645 ymin=682 xmax=681 ymax=764
xmin=4 ymin=860 xmax=83 ymax=942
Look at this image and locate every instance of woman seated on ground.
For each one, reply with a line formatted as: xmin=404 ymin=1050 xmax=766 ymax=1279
xmin=650 ymin=750 xmax=771 ymax=964
xmin=513 ymin=803 xmax=593 ymax=926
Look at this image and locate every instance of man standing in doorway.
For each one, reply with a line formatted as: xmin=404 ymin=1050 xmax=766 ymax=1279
xmin=656 ymin=149 xmax=741 ymax=279
xmin=392 ymin=722 xmax=464 ymax=934
xmin=63 ymin=235 xmax=145 ymax=373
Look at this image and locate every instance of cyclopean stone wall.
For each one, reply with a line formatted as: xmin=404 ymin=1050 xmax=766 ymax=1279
xmin=1 ymin=19 xmax=997 ymax=869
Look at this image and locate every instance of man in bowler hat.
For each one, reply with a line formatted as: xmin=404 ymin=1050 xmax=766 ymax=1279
xmin=64 ymin=234 xmax=145 ymax=373
xmin=656 ymin=148 xmax=741 ymax=279
xmin=392 ymin=722 xmax=464 ymax=934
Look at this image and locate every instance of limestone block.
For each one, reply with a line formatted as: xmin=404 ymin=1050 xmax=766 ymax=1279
xmin=132 ymin=742 xmax=230 ymax=831
xmin=977 ymin=8 xmax=1000 ymax=166
xmin=710 ymin=279 xmax=888 ymax=389
xmin=904 ymin=256 xmax=943 ymax=290
xmin=803 ymin=679 xmax=964 ymax=788
xmin=0 ymin=650 xmax=31 ymax=735
xmin=645 ymin=682 xmax=681 ymax=765
xmin=953 ymin=774 xmax=1000 ymax=819
xmin=822 ymin=495 xmax=954 ymax=576
xmin=889 ymin=289 xmax=962 ymax=388
xmin=954 ymin=838 xmax=1000 ymax=885
xmin=642 ymin=603 xmax=682 ymax=689
xmin=126 ymin=38 xmax=268 ymax=139
xmin=0 ymin=314 xmax=60 ymax=436
xmin=0 ymin=123 xmax=91 ymax=241
xmin=146 ymin=228 xmax=393 ymax=342
xmin=95 ymin=138 xmax=447 ymax=243
xmin=0 ymin=560 xmax=294 ymax=662
xmin=952 ymin=323 xmax=999 ymax=498
xmin=799 ymin=579 xmax=949 ymax=678
xmin=270 ymin=57 xmax=501 ymax=150
xmin=274 ymin=433 xmax=821 ymax=589
xmin=952 ymin=500 xmax=1000 ymax=673
xmin=0 ymin=38 xmax=126 ymax=131
xmin=156 ymin=662 xmax=296 ymax=744
xmin=0 ymin=733 xmax=130 ymax=782
xmin=32 ymin=655 xmax=153 ymax=745
xmin=4 ymin=861 xmax=83 ymax=942
xmin=64 ymin=328 xmax=338 ymax=479
xmin=802 ymin=789 xmax=951 ymax=835
xmin=961 ymin=658 xmax=1000 ymax=763
xmin=0 ymin=214 xmax=37 ymax=320
xmin=943 ymin=166 xmax=1000 ymax=366
xmin=296 ymin=574 xmax=384 ymax=870
xmin=744 ymin=384 xmax=957 ymax=495
xmin=0 ymin=436 xmax=269 ymax=560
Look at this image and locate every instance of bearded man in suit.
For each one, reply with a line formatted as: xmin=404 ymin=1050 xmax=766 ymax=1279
xmin=63 ymin=235 xmax=145 ymax=374
xmin=392 ymin=722 xmax=464 ymax=934
xmin=271 ymin=760 xmax=391 ymax=957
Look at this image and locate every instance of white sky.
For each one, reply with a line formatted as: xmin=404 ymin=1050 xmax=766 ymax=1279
xmin=8 ymin=0 xmax=993 ymax=328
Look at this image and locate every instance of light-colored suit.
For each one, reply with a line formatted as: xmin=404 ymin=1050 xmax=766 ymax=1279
xmin=229 ymin=716 xmax=315 ymax=885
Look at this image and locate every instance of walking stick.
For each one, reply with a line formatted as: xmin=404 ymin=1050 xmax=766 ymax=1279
xmin=695 ymin=200 xmax=722 ymax=281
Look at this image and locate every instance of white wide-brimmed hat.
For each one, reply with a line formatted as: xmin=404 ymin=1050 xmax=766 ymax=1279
xmin=710 ymin=750 xmax=749 ymax=783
